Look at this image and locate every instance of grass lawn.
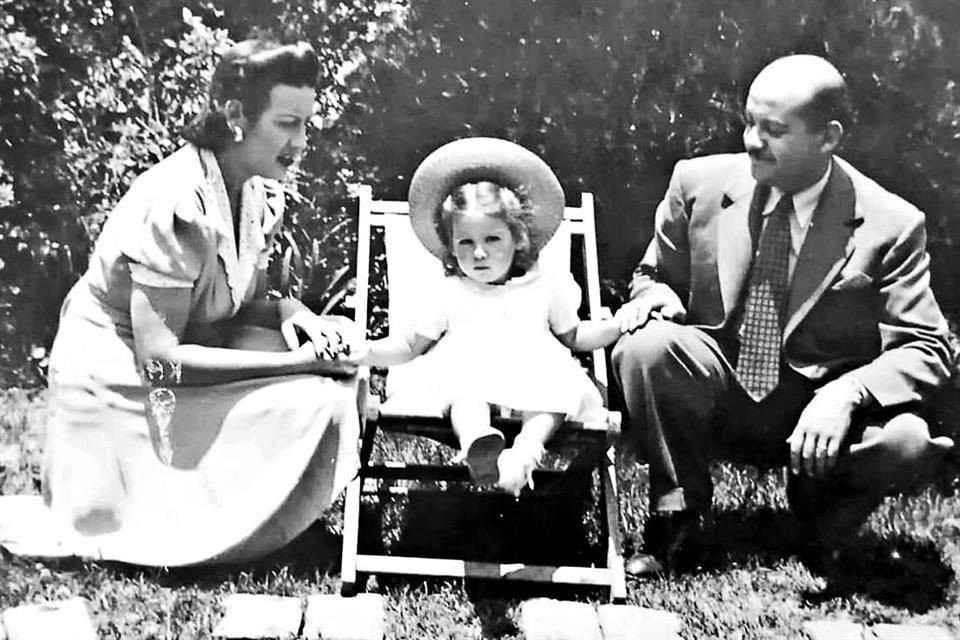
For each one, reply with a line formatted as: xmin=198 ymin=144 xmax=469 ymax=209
xmin=1 ymin=386 xmax=959 ymax=639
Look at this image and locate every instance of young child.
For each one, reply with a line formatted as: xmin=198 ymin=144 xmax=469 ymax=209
xmin=363 ymin=138 xmax=629 ymax=496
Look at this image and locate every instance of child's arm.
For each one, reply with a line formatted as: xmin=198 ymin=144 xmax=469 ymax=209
xmin=555 ymin=317 xmax=622 ymax=352
xmin=363 ymin=332 xmax=437 ymax=367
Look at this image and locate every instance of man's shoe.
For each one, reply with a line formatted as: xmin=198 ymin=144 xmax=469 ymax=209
xmin=625 ymin=510 xmax=709 ymax=576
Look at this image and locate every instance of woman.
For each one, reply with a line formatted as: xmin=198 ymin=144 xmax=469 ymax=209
xmin=30 ymin=37 xmax=362 ymax=566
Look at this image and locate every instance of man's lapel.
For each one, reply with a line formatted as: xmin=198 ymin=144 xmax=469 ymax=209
xmin=716 ymin=174 xmax=762 ymax=317
xmin=783 ymin=159 xmax=859 ymax=341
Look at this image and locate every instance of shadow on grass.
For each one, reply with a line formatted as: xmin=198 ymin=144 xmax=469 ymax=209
xmin=96 ymin=519 xmax=345 ymax=590
xmin=801 ymin=533 xmax=954 ymax=612
xmin=704 ymin=506 xmax=954 ymax=612
xmin=708 ymin=506 xmax=801 ymax=565
xmin=357 ymin=478 xmax=601 ymax=560
xmin=353 ymin=473 xmax=609 ymax=637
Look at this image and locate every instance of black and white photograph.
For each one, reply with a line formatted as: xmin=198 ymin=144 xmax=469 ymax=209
xmin=0 ymin=1 xmax=959 ymax=638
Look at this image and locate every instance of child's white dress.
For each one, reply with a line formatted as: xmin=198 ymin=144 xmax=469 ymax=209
xmin=387 ymin=264 xmax=605 ymax=423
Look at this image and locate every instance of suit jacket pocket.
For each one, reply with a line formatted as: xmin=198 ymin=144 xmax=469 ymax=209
xmin=829 ymin=269 xmax=874 ymax=291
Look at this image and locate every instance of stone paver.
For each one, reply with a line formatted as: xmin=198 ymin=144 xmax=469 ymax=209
xmin=1 ymin=598 xmax=97 ymax=640
xmin=870 ymin=623 xmax=955 ymax=640
xmin=803 ymin=620 xmax=865 ymax=640
xmin=597 ymin=604 xmax=681 ymax=640
xmin=212 ymin=594 xmax=302 ymax=639
xmin=517 ymin=598 xmax=603 ymax=640
xmin=302 ymin=593 xmax=385 ymax=640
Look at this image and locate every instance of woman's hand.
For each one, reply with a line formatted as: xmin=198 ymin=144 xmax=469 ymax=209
xmin=288 ymin=342 xmax=358 ymax=377
xmin=278 ymin=301 xmax=344 ymax=357
xmin=282 ymin=310 xmax=366 ymax=375
xmin=278 ymin=299 xmax=313 ymax=349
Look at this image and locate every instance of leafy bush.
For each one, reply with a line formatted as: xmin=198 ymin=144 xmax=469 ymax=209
xmin=0 ymin=0 xmax=400 ymax=386
xmin=0 ymin=1 xmax=229 ymax=385
xmin=336 ymin=0 xmax=960 ymax=310
xmin=2 ymin=0 xmax=959 ymax=387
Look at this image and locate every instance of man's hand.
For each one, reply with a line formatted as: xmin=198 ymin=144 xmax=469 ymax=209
xmin=616 ymin=294 xmax=686 ymax=334
xmin=787 ymin=377 xmax=863 ymax=477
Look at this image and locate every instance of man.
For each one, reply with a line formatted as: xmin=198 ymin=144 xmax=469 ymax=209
xmin=613 ymin=54 xmax=955 ymax=574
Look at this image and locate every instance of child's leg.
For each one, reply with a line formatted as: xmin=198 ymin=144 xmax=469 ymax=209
xmin=497 ymin=412 xmax=563 ymax=496
xmin=516 ymin=411 xmax=563 ymax=449
xmin=449 ymin=399 xmax=504 ymax=485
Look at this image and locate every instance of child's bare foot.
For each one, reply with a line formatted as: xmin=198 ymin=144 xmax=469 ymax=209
xmin=462 ymin=429 xmax=505 ymax=485
xmin=496 ymin=443 xmax=544 ymax=497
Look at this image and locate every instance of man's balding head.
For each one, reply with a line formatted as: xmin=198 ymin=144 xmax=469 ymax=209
xmin=743 ymin=55 xmax=849 ymax=192
xmin=751 ymin=55 xmax=851 ymax=132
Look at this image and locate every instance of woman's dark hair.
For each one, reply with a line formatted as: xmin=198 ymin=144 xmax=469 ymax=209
xmin=183 ymin=38 xmax=319 ymax=151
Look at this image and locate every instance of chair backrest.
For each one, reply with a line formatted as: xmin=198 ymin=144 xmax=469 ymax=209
xmin=354 ymin=185 xmax=609 ymax=400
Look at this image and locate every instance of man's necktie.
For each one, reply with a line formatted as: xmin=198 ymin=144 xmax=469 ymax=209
xmin=735 ymin=194 xmax=793 ymax=401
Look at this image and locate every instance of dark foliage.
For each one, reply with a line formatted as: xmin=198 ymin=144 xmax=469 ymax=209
xmin=1 ymin=0 xmax=959 ymax=388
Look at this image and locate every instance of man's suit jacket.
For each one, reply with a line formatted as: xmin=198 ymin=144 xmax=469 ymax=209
xmin=631 ymin=152 xmax=953 ymax=407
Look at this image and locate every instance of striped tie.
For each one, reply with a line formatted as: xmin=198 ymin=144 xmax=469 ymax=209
xmin=735 ymin=195 xmax=793 ymax=401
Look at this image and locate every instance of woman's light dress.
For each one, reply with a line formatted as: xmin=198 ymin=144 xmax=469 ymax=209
xmin=26 ymin=145 xmax=359 ymax=566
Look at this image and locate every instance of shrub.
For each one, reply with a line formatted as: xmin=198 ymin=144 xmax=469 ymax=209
xmin=2 ymin=0 xmax=959 ymax=386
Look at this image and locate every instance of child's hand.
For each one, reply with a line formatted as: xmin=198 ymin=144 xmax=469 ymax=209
xmin=328 ymin=318 xmax=368 ymax=365
xmin=615 ymin=296 xmax=686 ymax=334
xmin=294 ymin=341 xmax=359 ymax=377
xmin=285 ymin=313 xmax=364 ymax=363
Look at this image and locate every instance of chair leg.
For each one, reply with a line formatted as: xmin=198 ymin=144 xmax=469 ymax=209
xmin=359 ymin=414 xmax=379 ymax=467
xmin=340 ymin=475 xmax=362 ymax=597
xmin=602 ymin=421 xmax=627 ymax=603
xmin=342 ymin=403 xmax=381 ymax=598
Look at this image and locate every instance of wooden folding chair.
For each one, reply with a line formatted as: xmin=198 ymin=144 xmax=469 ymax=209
xmin=340 ymin=185 xmax=626 ymax=602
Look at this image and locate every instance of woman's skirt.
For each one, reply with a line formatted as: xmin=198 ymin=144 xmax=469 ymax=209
xmin=1 ymin=363 xmax=359 ymax=567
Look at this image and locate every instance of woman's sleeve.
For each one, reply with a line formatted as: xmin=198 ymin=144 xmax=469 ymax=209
xmin=548 ymin=272 xmax=582 ymax=335
xmin=122 ymin=190 xmax=207 ymax=289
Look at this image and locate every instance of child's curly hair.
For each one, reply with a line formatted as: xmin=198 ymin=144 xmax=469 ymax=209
xmin=434 ymin=181 xmax=539 ymax=278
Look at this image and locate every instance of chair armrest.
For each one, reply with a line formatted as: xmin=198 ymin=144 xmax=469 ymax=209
xmin=364 ymin=389 xmax=381 ymax=423
xmin=355 ymin=367 xmax=381 ymax=424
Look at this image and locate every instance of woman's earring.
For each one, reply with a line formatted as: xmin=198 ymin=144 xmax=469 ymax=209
xmin=232 ymin=125 xmax=244 ymax=143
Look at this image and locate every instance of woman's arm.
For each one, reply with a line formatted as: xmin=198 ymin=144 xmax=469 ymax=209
xmin=130 ymin=284 xmax=353 ymax=385
xmin=363 ymin=333 xmax=436 ymax=367
xmin=215 ymin=270 xmax=356 ymax=358
xmin=231 ymin=298 xmax=292 ymax=329
xmin=555 ymin=318 xmax=622 ymax=352
xmin=229 ymin=271 xmax=303 ymax=329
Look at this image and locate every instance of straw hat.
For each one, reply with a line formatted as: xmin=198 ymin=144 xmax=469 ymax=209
xmin=408 ymin=137 xmax=565 ymax=259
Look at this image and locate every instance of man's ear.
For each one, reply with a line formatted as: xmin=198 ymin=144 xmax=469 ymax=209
xmin=821 ymin=120 xmax=844 ymax=152
xmin=222 ymin=99 xmax=246 ymax=129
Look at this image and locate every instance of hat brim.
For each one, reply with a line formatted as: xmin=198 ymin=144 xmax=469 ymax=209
xmin=408 ymin=137 xmax=565 ymax=260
